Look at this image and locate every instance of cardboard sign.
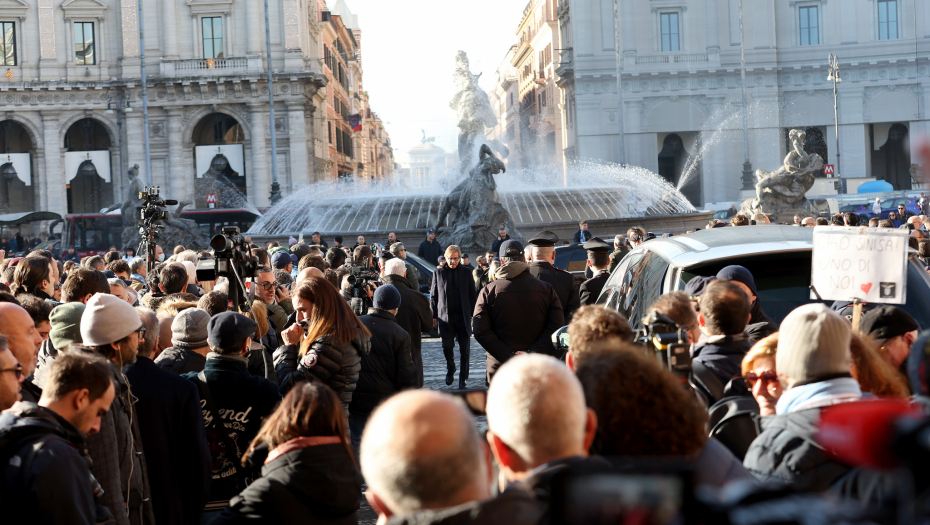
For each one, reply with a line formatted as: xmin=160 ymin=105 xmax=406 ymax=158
xmin=810 ymin=226 xmax=909 ymax=304
xmin=824 ymin=164 xmax=835 ymax=176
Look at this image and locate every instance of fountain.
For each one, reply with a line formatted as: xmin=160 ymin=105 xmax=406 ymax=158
xmin=247 ymin=51 xmax=702 ymax=243
xmin=739 ymin=129 xmax=824 ymax=220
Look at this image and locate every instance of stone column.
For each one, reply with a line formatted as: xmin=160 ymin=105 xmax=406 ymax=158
xmin=621 ymin=0 xmax=636 ymax=54
xmin=248 ymin=103 xmax=270 ymax=207
xmin=705 ymin=0 xmax=720 ymax=51
xmin=165 ymin=108 xmax=184 ymax=200
xmin=702 ymin=96 xmax=728 ymax=203
xmin=162 ymin=0 xmax=179 ymax=58
xmin=286 ymin=102 xmax=309 ymax=190
xmin=249 ymin=0 xmax=264 ymax=55
xmin=41 ymin=112 xmax=66 ymax=217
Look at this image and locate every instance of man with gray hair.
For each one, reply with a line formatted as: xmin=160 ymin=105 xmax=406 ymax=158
xmin=486 ymin=354 xmax=598 ymax=496
xmin=361 ymin=390 xmax=543 ymax=524
xmin=608 ymin=233 xmax=628 ymax=273
xmin=389 ymin=242 xmax=420 ymax=291
xmin=527 ymin=231 xmax=580 ymax=322
xmin=106 ymin=277 xmax=135 ymax=305
xmin=382 ymin=257 xmax=431 ymax=387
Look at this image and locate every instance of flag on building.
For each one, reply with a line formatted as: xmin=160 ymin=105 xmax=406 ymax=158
xmin=350 ymin=114 xmax=362 ymax=132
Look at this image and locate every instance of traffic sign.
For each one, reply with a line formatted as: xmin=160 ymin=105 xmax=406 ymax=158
xmin=824 ymin=164 xmax=835 ymax=177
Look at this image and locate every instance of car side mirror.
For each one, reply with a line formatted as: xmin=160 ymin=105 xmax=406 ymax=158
xmin=552 ymin=325 xmax=570 ymax=353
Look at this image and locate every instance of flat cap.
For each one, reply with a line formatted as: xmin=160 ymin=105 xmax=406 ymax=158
xmin=207 ymin=312 xmax=258 ymax=351
xmin=499 ymin=239 xmax=524 ymax=258
xmin=582 ymin=237 xmax=611 ymax=253
xmin=859 ymin=305 xmax=919 ymax=342
xmin=527 ymin=231 xmax=559 ymax=247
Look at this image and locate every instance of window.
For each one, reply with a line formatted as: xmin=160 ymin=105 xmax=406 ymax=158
xmin=660 ymin=12 xmax=679 ymax=52
xmin=799 ymin=6 xmax=819 ymax=46
xmin=74 ymin=22 xmax=95 ymax=65
xmin=202 ymin=17 xmax=223 ymax=58
xmin=0 ymin=22 xmax=14 ymax=66
xmin=878 ymin=0 xmax=898 ymax=40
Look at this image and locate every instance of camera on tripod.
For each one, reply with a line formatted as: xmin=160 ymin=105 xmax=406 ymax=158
xmin=636 ymin=311 xmax=692 ymax=381
xmin=196 ymin=226 xmax=260 ymax=311
xmin=137 ymin=186 xmax=177 ymax=275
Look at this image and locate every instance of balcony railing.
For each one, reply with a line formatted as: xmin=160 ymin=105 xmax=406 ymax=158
xmin=159 ymin=56 xmax=263 ymax=77
xmin=635 ymin=53 xmax=709 ymax=65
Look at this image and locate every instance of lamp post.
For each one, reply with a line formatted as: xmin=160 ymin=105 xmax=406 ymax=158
xmin=612 ymin=0 xmax=626 ymax=165
xmin=827 ymin=54 xmax=842 ymax=179
xmin=738 ymin=0 xmax=754 ymax=190
xmin=136 ymin=0 xmax=152 ymax=186
xmin=264 ymin=0 xmax=281 ymax=205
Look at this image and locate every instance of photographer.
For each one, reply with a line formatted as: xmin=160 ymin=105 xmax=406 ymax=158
xmin=347 ymin=245 xmax=380 ymax=317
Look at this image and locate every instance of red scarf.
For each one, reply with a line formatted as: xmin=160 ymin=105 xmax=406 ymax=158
xmin=265 ymin=435 xmax=342 ymax=465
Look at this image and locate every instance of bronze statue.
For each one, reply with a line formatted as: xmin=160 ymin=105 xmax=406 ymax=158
xmin=740 ymin=129 xmax=824 ymax=220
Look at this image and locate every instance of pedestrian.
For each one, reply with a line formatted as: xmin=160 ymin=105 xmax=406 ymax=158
xmin=741 ymin=334 xmax=781 ymax=416
xmin=849 ymin=331 xmax=910 ymax=399
xmin=129 ymin=257 xmax=147 ymax=290
xmin=245 ymin=265 xmax=289 ymax=345
xmin=78 ymin=293 xmax=156 ymax=525
xmin=59 ymin=267 xmax=109 ymax=304
xmin=350 ymin=285 xmax=417 ymax=449
xmin=473 ymin=240 xmax=564 ymax=383
xmin=0 ymin=352 xmax=117 ymax=524
xmin=461 ymin=253 xmax=473 ymax=270
xmin=565 ymin=305 xmax=633 ymax=370
xmin=578 ymin=238 xmax=612 ymax=306
xmin=34 ymin=302 xmax=85 ymax=388
xmin=897 ymin=203 xmax=913 ymax=222
xmin=607 ymin=234 xmax=628 ymax=273
xmin=123 ymin=307 xmax=212 ymax=525
xmin=211 ymin=382 xmax=362 ymax=524
xmin=333 ymin=235 xmax=344 ymax=249
xmin=62 ymin=246 xmax=80 ymax=263
xmin=361 ymin=390 xmax=544 ymax=525
xmin=489 ymin=227 xmax=509 ymax=255
xmin=387 ymin=242 xmax=420 ymax=292
xmin=844 ymin=212 xmax=860 ymax=227
xmin=692 ymin=280 xmax=755 ymax=385
xmin=275 ymin=277 xmax=371 ymax=408
xmin=887 ymin=210 xmax=902 ymax=227
xmin=646 ymin=291 xmax=700 ymax=345
xmin=271 ymin=250 xmax=297 ymax=276
xmin=430 ymin=245 xmax=478 ymax=388
xmin=310 ymin=231 xmax=329 ymax=249
xmin=198 ymin=290 xmax=228 ymax=316
xmin=527 ymin=231 xmax=580 ymax=321
xmin=0 ymin=336 xmax=24 ymax=410
xmin=872 ymin=198 xmax=882 ymax=215
xmin=573 ymin=219 xmax=592 ymax=243
xmin=575 ymin=347 xmax=754 ymax=488
xmin=184 ymin=312 xmax=282 ymax=520
xmin=241 ymin=300 xmax=277 ymax=381
xmin=716 ymin=265 xmax=778 ymax=340
xmin=418 ymin=229 xmax=442 ymax=265
xmin=385 ymin=231 xmax=398 ymax=247
xmin=0 ymin=303 xmax=43 ymax=402
xmin=141 ymin=264 xmax=187 ymax=311
xmin=920 ymin=192 xmax=929 ymax=216
xmin=472 ymin=255 xmax=491 ymax=292
xmin=486 ymin=354 xmax=601 ymax=501
xmin=11 ymin=256 xmax=56 ymax=302
xmin=154 ymin=308 xmax=212 ymax=374
xmin=18 ymin=294 xmax=53 ymax=341
xmin=858 ymin=305 xmax=919 ymax=374
xmin=381 ymin=258 xmax=432 ymax=388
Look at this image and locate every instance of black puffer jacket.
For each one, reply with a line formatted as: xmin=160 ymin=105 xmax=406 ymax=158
xmin=274 ymin=328 xmax=371 ymax=408
xmin=154 ymin=347 xmax=207 ymax=375
xmin=210 ymin=442 xmax=362 ymax=525
xmin=351 ymin=309 xmax=417 ymax=416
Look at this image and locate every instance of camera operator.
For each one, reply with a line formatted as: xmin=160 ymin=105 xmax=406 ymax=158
xmin=347 ymin=245 xmax=379 ymax=317
xmin=645 ymin=291 xmax=699 ymax=346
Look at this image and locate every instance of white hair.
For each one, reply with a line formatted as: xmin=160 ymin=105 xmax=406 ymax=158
xmin=107 ymin=277 xmax=127 ymax=290
xmin=176 ymin=250 xmax=200 ymax=265
xmin=180 ymin=261 xmax=198 ymax=284
xmin=486 ymin=354 xmax=587 ymax=465
xmin=532 ymin=246 xmax=554 ymax=260
xmin=384 ymin=258 xmax=407 ymax=277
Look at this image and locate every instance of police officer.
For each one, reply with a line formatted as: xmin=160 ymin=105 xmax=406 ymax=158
xmin=579 ymin=238 xmax=612 ymax=306
xmin=526 ymin=231 xmax=580 ymax=322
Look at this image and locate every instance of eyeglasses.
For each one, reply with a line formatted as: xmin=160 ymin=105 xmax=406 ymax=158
xmin=135 ymin=327 xmax=147 ymax=339
xmin=1 ymin=362 xmax=23 ymax=381
xmin=256 ymin=281 xmax=276 ymax=290
xmin=448 ymin=257 xmax=461 ymax=262
xmin=744 ymin=370 xmax=778 ymax=389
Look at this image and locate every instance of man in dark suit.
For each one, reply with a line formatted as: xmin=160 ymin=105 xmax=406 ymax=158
xmin=579 ymin=238 xmax=612 ymax=306
xmin=430 ymin=245 xmax=478 ymax=388
xmin=123 ymin=307 xmax=211 ymax=525
xmin=527 ymin=231 xmax=580 ymax=322
xmin=381 ymin=258 xmax=432 ymax=388
xmin=572 ymin=220 xmax=592 ymax=244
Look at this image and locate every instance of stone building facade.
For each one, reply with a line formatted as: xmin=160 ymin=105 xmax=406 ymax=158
xmin=554 ymin=0 xmax=930 ymax=206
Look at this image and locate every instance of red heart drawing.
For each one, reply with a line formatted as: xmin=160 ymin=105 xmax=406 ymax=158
xmin=860 ymin=283 xmax=873 ymax=294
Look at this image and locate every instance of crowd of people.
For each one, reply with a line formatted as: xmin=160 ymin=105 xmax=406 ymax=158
xmin=0 ymin=218 xmax=928 ymax=524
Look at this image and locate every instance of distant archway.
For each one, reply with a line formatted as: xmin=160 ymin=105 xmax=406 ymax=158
xmin=0 ymin=120 xmax=36 ymax=214
xmin=65 ymin=118 xmax=114 ymax=214
xmin=873 ymin=123 xmax=911 ymax=190
xmin=191 ymin=113 xmax=248 ymax=208
xmin=658 ymin=133 xmax=701 ymax=206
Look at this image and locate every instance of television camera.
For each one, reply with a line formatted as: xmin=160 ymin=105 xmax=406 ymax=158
xmin=137 ymin=186 xmax=177 ymax=275
xmin=636 ymin=311 xmax=692 ymax=381
xmin=196 ymin=226 xmax=260 ymax=312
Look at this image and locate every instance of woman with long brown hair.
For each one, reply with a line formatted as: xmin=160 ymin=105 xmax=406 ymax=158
xmin=850 ymin=332 xmax=910 ymax=399
xmin=275 ymin=276 xmax=371 ymax=409
xmin=211 ymin=382 xmax=363 ymax=524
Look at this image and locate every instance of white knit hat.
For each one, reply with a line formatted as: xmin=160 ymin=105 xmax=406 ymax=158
xmin=776 ymin=303 xmax=851 ymax=384
xmin=80 ymin=293 xmax=143 ymax=347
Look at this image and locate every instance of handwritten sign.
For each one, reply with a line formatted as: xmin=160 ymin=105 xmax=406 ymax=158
xmin=810 ymin=226 xmax=909 ymax=304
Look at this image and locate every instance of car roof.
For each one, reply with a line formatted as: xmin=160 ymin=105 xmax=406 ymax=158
xmin=638 ymin=225 xmax=814 ymax=268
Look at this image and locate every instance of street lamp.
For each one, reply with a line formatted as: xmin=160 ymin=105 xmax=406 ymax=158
xmin=827 ymin=54 xmax=842 ymax=179
xmin=264 ymin=0 xmax=281 ymax=205
xmin=738 ymin=0 xmax=754 ymax=190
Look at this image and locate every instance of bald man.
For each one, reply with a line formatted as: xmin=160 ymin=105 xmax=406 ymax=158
xmin=361 ymin=390 xmax=544 ymax=524
xmin=0 ymin=303 xmax=44 ymax=402
xmin=486 ymin=354 xmax=599 ymax=495
xmin=295 ymin=267 xmax=324 ymax=288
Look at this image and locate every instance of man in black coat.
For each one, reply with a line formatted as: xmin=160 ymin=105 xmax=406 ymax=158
xmin=123 ymin=307 xmax=211 ymax=525
xmin=473 ymin=240 xmax=564 ymax=383
xmin=716 ymin=265 xmax=778 ymax=341
xmin=382 ymin=258 xmax=432 ymax=388
xmin=490 ymin=227 xmax=510 ymax=255
xmin=579 ymin=238 xmax=612 ymax=306
xmin=351 ymin=285 xmax=417 ymax=449
xmin=572 ymin=220 xmax=592 ymax=244
xmin=417 ymin=230 xmax=442 ymax=266
xmin=526 ymin=231 xmax=580 ymax=322
xmin=430 ymin=245 xmax=478 ymax=388
xmin=692 ymin=280 xmax=754 ymax=385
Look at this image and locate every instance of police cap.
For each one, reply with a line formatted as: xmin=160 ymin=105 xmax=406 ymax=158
xmin=582 ymin=237 xmax=611 ymax=253
xmin=527 ymin=231 xmax=559 ymax=247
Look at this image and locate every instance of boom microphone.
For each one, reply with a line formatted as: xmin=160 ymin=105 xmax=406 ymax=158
xmin=815 ymin=399 xmax=922 ymax=469
xmin=164 ymin=199 xmax=179 ymax=206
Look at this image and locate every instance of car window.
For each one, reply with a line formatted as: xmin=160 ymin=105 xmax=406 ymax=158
xmin=567 ymin=248 xmax=588 ymax=272
xmin=628 ymin=253 xmax=670 ymax=327
xmin=598 ymin=251 xmax=644 ymax=308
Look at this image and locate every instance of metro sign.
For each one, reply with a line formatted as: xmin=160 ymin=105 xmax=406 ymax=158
xmin=206 ymin=193 xmax=218 ymax=208
xmin=824 ymin=164 xmax=835 ymax=177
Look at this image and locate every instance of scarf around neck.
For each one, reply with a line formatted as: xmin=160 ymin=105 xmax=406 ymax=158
xmin=775 ymin=377 xmax=862 ymax=415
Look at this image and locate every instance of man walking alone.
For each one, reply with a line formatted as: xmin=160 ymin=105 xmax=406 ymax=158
xmin=430 ymin=245 xmax=477 ymax=388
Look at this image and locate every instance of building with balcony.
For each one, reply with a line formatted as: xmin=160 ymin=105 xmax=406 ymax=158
xmin=0 ymin=0 xmax=328 ymax=219
xmin=558 ymin=0 xmax=930 ymax=206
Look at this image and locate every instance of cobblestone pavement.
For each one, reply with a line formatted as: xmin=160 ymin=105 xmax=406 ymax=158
xmin=357 ymin=336 xmax=487 ymax=524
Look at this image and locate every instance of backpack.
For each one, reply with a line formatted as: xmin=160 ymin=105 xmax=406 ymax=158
xmin=706 ymin=396 xmax=762 ymax=461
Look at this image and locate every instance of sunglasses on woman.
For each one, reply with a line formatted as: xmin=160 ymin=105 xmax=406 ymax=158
xmin=1 ymin=362 xmax=23 ymax=381
xmin=744 ymin=370 xmax=778 ymax=389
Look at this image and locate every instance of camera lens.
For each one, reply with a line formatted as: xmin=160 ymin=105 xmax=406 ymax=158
xmin=210 ymin=234 xmax=233 ymax=252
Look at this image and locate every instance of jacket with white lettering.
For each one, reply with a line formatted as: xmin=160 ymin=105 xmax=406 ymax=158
xmin=184 ymin=355 xmax=281 ymax=505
